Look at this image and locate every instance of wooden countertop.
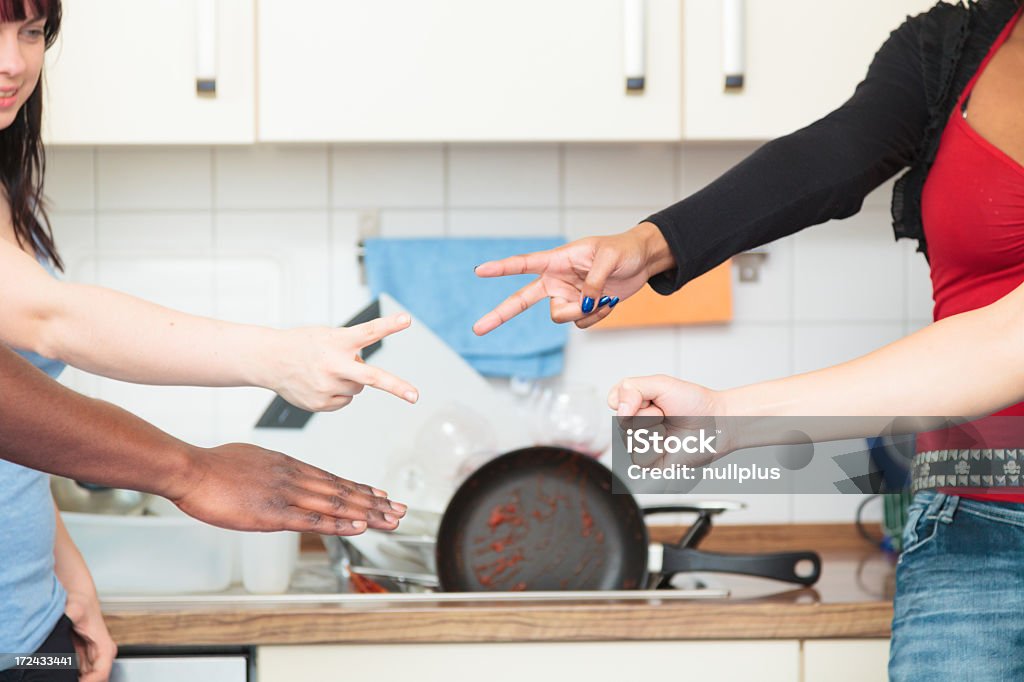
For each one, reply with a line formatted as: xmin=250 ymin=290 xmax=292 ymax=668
xmin=102 ymin=524 xmax=897 ymax=646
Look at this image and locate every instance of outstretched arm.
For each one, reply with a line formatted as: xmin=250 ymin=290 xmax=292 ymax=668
xmin=0 ymin=239 xmax=417 ymax=412
xmin=611 ymin=280 xmax=1024 ymax=450
xmin=0 ymin=344 xmax=404 ymax=534
xmin=475 ymin=7 xmax=937 ymax=335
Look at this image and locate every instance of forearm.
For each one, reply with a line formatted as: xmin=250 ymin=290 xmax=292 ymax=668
xmin=0 ymin=239 xmax=284 ymax=389
xmin=647 ymin=120 xmax=907 ymax=294
xmin=53 ymin=501 xmax=97 ymax=598
xmin=0 ymin=344 xmax=196 ymax=498
xmin=720 ymin=290 xmax=1024 ymax=445
xmin=40 ymin=281 xmax=283 ymax=388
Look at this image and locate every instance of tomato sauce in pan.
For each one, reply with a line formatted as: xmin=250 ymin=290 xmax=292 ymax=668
xmin=468 ymin=461 xmax=610 ymax=590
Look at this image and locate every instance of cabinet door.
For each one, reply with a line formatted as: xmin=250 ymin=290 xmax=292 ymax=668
xmin=44 ymin=0 xmax=255 ymax=145
xmin=258 ymin=641 xmax=800 ymax=682
xmin=682 ymin=0 xmax=937 ymax=140
xmin=803 ymin=639 xmax=890 ymax=682
xmin=257 ymin=0 xmax=683 ymax=142
xmin=111 ymin=656 xmax=248 ymax=682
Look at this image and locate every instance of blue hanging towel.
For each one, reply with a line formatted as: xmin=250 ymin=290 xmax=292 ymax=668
xmin=363 ymin=237 xmax=568 ymax=379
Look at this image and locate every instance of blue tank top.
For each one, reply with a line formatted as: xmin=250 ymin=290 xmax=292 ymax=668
xmin=0 ymin=254 xmax=68 ymax=666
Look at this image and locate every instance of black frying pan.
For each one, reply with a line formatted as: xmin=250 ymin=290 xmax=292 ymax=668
xmin=435 ymin=447 xmax=821 ymax=592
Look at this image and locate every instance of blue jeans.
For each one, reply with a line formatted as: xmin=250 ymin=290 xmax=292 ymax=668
xmin=889 ymin=491 xmax=1024 ymax=681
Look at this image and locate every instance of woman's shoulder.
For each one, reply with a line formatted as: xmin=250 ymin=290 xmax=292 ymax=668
xmin=898 ymin=0 xmax=967 ymax=38
xmin=903 ymin=0 xmax=1018 ymax=37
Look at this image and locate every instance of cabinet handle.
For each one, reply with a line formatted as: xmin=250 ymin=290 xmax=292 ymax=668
xmin=196 ymin=0 xmax=217 ymax=95
xmin=624 ymin=0 xmax=645 ymax=93
xmin=722 ymin=0 xmax=745 ymax=91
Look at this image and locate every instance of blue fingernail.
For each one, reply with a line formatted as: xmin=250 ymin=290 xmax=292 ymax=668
xmin=581 ymin=297 xmax=595 ymax=314
xmin=597 ymin=296 xmax=611 ymax=309
xmin=609 ymin=297 xmax=620 ymax=308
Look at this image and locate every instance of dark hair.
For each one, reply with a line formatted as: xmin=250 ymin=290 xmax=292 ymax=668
xmin=0 ymin=0 xmax=62 ymax=270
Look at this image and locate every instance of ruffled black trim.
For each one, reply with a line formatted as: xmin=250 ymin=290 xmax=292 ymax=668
xmin=891 ymin=0 xmax=1020 ymax=257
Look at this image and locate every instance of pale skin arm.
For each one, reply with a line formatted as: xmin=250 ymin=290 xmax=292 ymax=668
xmin=52 ymin=502 xmax=116 ymax=682
xmin=0 ymin=239 xmax=418 ymax=411
xmin=610 ymin=278 xmax=1024 ymax=451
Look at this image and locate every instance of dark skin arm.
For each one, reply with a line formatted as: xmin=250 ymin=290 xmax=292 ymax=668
xmin=0 ymin=344 xmax=405 ymax=534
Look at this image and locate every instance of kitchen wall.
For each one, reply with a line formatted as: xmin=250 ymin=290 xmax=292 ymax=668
xmin=47 ymin=142 xmax=934 ymax=526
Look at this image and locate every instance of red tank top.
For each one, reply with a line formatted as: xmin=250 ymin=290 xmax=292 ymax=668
xmin=919 ymin=5 xmax=1024 ymax=501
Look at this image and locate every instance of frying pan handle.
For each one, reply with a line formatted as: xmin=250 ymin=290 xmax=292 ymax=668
xmin=642 ymin=503 xmax=742 ymax=516
xmin=660 ymin=547 xmax=822 ymax=586
xmin=642 ymin=505 xmax=729 ymax=550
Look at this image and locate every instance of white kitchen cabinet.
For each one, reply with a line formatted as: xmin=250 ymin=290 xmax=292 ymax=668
xmin=682 ymin=0 xmax=938 ymax=140
xmin=43 ymin=0 xmax=255 ymax=145
xmin=803 ymin=639 xmax=890 ymax=682
xmin=257 ymin=641 xmax=800 ymax=681
xmin=256 ymin=0 xmax=684 ymax=142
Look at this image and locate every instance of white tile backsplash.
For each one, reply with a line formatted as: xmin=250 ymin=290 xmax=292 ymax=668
xmin=49 ymin=212 xmax=96 ymax=283
xmin=215 ymin=146 xmax=328 ymax=209
xmin=55 ymin=142 xmax=932 ymax=526
xmin=679 ymin=323 xmax=793 ymax=389
xmin=792 ymin=207 xmax=905 ymax=322
xmin=377 ymin=209 xmax=447 ymax=237
xmin=215 ymin=210 xmax=331 ymax=326
xmin=97 ymin=212 xmax=213 ymax=255
xmin=448 ymin=144 xmax=559 ymax=207
xmin=330 ymin=210 xmax=372 ymax=324
xmin=561 ymin=327 xmax=679 ymax=400
xmin=46 ymin=148 xmax=95 ymax=212
xmin=93 ymin=256 xmax=216 ymax=317
xmin=730 ymin=237 xmax=794 ymax=323
xmin=448 ymin=209 xmax=562 ymax=237
xmin=332 ymin=144 xmax=444 ymax=208
xmin=97 ymin=148 xmax=212 ymax=211
xmin=678 ymin=142 xmax=761 ymax=195
xmin=564 ymin=208 xmax=652 ymax=239
xmin=792 ymin=322 xmax=905 ymax=375
xmin=564 ymin=144 xmax=676 ymax=208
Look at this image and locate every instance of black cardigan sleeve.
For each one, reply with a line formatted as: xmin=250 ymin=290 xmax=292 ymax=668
xmin=646 ymin=9 xmax=934 ymax=294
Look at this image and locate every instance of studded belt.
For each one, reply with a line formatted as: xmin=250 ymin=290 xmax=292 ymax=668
xmin=911 ymin=449 xmax=1024 ymax=493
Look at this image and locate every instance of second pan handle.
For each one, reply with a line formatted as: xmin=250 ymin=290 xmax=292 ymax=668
xmin=660 ymin=547 xmax=822 ymax=586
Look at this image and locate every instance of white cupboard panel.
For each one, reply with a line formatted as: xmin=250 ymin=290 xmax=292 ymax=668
xmin=683 ymin=0 xmax=938 ymax=140
xmin=258 ymin=0 xmax=684 ymax=142
xmin=44 ymin=0 xmax=255 ymax=144
xmin=803 ymin=639 xmax=890 ymax=682
xmin=259 ymin=641 xmax=800 ymax=682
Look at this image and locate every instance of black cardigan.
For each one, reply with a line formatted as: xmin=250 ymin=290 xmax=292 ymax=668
xmin=646 ymin=0 xmax=1020 ymax=295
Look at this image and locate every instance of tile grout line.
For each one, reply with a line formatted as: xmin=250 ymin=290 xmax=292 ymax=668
xmin=442 ymin=143 xmax=451 ymax=237
xmin=76 ymin=203 xmax=662 ymax=214
xmin=326 ymin=144 xmax=336 ymax=321
xmin=91 ymin=147 xmax=100 ymax=258
xmin=672 ymin=143 xmax=683 ymax=377
xmin=557 ymin=143 xmax=567 ymax=239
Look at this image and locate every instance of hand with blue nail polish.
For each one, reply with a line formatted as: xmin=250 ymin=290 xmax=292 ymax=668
xmin=472 ymin=222 xmax=676 ymax=335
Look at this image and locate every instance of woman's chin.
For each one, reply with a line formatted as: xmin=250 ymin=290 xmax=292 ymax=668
xmin=0 ymin=109 xmax=19 ymax=131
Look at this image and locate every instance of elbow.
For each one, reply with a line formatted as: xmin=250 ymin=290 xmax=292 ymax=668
xmin=988 ymin=283 xmax=1024 ymax=356
xmin=8 ymin=293 xmax=69 ymax=361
